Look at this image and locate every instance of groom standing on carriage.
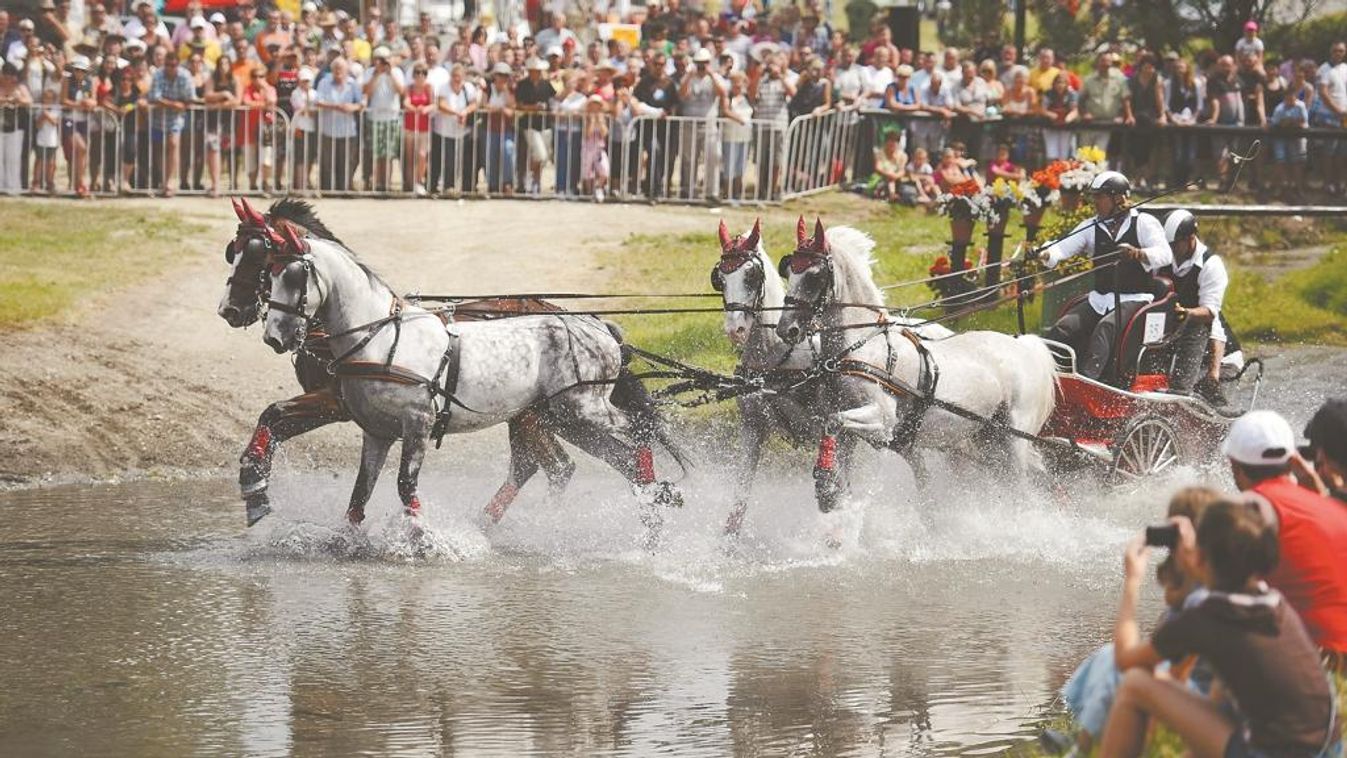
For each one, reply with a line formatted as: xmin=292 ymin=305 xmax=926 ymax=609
xmin=1037 ymin=171 xmax=1173 ymax=382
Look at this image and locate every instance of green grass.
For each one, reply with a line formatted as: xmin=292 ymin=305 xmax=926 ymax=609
xmin=1227 ymin=247 xmax=1347 ymax=346
xmin=0 ymin=203 xmax=204 ymax=328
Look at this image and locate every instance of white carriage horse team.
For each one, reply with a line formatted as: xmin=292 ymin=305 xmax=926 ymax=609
xmin=217 ymin=169 xmax=1230 ymax=535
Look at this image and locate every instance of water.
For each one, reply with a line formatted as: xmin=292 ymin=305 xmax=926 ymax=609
xmin=1 ymin=346 xmax=1340 ymax=757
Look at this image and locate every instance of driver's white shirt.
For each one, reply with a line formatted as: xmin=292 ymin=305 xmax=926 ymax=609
xmin=1171 ymin=239 xmax=1229 ymax=343
xmin=1043 ymin=208 xmax=1172 ymax=315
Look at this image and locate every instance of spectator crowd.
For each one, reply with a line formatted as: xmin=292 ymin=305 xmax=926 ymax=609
xmin=1 ymin=0 xmax=1346 ymax=202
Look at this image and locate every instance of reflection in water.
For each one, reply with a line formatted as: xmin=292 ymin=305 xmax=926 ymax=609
xmin=7 ymin=345 xmax=1341 ymax=756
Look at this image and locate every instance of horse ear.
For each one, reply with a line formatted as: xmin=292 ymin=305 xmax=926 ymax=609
xmin=231 ymin=197 xmax=247 ymax=222
xmin=240 ymin=197 xmax=266 ymax=226
xmin=746 ymin=218 xmax=761 ymax=249
xmin=814 ymin=218 xmax=829 ymax=253
xmin=281 ymin=223 xmax=305 ymax=254
xmin=796 ymin=216 xmax=807 ymax=245
xmin=717 ymin=219 xmax=732 ymax=251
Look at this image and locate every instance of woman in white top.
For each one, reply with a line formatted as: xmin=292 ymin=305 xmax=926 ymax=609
xmin=720 ymin=71 xmax=754 ymax=202
xmin=288 ymin=67 xmax=317 ymax=192
xmin=431 ymin=64 xmax=478 ymax=194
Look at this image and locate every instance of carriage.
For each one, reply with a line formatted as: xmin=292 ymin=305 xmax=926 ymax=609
xmin=1033 ymin=276 xmax=1263 ymax=483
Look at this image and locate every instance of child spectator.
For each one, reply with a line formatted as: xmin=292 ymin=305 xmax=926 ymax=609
xmin=1100 ymin=499 xmax=1339 ymax=758
xmin=909 ymin=146 xmax=938 ymax=201
xmin=33 ymin=83 xmax=60 ymax=193
xmin=870 ymin=128 xmax=907 ymax=202
xmin=985 ymin=142 xmax=1024 ymax=183
xmin=1270 ymin=85 xmax=1309 ymax=200
xmin=580 ymin=94 xmax=609 ymax=202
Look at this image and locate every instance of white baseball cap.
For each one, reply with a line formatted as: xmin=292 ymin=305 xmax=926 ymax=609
xmin=189 ymin=15 xmax=208 ymax=29
xmin=126 ymin=38 xmax=147 ymax=52
xmin=298 ymin=67 xmax=315 ymax=82
xmin=209 ymin=12 xmax=227 ymax=24
xmin=301 ymin=1 xmax=317 ymax=11
xmin=1222 ymin=410 xmax=1296 ymax=466
xmin=545 ymin=45 xmax=563 ymax=58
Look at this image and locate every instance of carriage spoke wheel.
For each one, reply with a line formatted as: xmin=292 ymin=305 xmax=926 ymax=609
xmin=1109 ymin=415 xmax=1182 ymax=485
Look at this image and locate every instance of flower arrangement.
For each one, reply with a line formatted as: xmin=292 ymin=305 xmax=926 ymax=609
xmin=927 ymin=254 xmax=977 ymax=300
xmin=1019 ymin=159 xmax=1071 ymax=211
xmin=935 ymin=179 xmax=997 ymax=224
xmin=1058 ymin=146 xmax=1108 ymax=192
xmin=982 ymin=178 xmax=1020 ymax=229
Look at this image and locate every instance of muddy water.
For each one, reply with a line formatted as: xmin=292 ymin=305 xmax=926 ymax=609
xmin=1 ymin=347 xmax=1341 ymax=757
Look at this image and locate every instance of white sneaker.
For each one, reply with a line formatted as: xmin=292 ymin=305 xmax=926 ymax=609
xmin=594 ymin=188 xmax=605 ymax=203
xmin=414 ymin=183 xmax=428 ymax=197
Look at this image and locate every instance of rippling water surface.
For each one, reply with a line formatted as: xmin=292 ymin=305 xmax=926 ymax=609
xmin=1 ymin=348 xmax=1339 ymax=757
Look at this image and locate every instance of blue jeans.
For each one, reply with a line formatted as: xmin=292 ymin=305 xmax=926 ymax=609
xmin=486 ymin=131 xmax=515 ymax=192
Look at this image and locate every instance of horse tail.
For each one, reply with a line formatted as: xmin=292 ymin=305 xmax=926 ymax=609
xmin=1014 ymin=334 xmax=1058 ymax=434
xmin=602 ymin=319 xmax=692 ymax=476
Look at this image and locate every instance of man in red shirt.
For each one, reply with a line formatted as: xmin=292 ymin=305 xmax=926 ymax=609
xmin=1225 ymin=409 xmax=1347 ymax=660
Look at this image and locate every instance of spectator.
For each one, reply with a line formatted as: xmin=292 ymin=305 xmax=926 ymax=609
xmin=862 ymin=46 xmax=895 ymax=110
xmin=60 ymin=55 xmax=93 ymax=198
xmin=858 ymin=19 xmax=897 ymax=67
xmin=33 ymin=78 xmax=59 ymax=193
xmin=430 ymin=63 xmax=476 ymax=196
xmin=985 ymin=142 xmax=1024 ymax=183
xmin=1028 ymin=47 xmax=1060 ymax=94
xmin=535 ymin=12 xmax=577 ymax=57
xmin=1165 ymin=57 xmax=1201 ymax=187
xmin=870 ymin=127 xmax=907 ymax=202
xmin=1312 ymin=41 xmax=1347 ymax=193
xmin=1079 ymin=52 xmax=1128 ymax=157
xmin=179 ymin=16 xmax=221 ymax=67
xmin=315 ymin=57 xmax=362 ymax=192
xmin=1270 ymin=84 xmax=1309 ymax=199
xmin=123 ymin=2 xmax=169 ymax=49
xmin=910 ymin=50 xmax=935 ymax=94
xmin=720 ymin=70 xmax=752 ymax=201
xmin=979 ymin=59 xmax=1004 ymax=109
xmin=0 ymin=61 xmax=31 ymax=194
xmin=579 ymin=94 xmax=609 ymax=201
xmin=679 ymin=47 xmax=724 ymax=198
xmin=1226 ymin=410 xmax=1347 ymax=659
xmin=515 ymin=56 xmax=554 ymax=196
xmin=1101 ymin=498 xmax=1338 ymax=758
xmin=911 ymin=69 xmax=952 ymax=157
xmin=1205 ymin=54 xmax=1244 ymax=189
xmin=149 ymin=53 xmax=195 ymax=197
xmin=288 ymin=66 xmax=315 ymax=194
xmin=885 ymin=64 xmax=918 ymax=113
xmin=1303 ymin=399 xmax=1347 ymax=504
xmin=482 ymin=61 xmax=516 ymax=195
xmin=1039 ymin=72 xmax=1078 ymax=160
xmin=1123 ymin=53 xmax=1165 ymax=190
xmin=363 ymin=46 xmax=404 ymax=193
xmin=1234 ymin=20 xmax=1264 ymax=63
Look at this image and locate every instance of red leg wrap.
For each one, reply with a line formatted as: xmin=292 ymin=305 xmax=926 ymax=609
xmin=405 ymin=496 xmax=422 ymax=516
xmin=816 ymin=435 xmax=838 ymax=471
xmin=485 ymin=482 xmax=520 ymax=523
xmin=635 ymin=445 xmax=656 ymax=485
xmin=246 ymin=425 xmax=273 ymax=462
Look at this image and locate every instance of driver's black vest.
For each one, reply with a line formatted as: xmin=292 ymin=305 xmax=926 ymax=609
xmin=1092 ymin=214 xmax=1152 ymax=296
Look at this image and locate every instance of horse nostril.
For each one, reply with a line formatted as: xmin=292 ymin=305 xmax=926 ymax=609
xmin=221 ymin=305 xmax=240 ymax=322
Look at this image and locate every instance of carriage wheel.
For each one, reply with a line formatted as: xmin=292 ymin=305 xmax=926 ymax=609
xmin=1109 ymin=415 xmax=1182 ymax=484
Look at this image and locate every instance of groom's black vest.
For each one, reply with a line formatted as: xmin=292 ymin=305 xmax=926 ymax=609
xmin=1092 ymin=212 xmax=1152 ymax=297
xmin=1159 ymin=250 xmax=1243 ymax=356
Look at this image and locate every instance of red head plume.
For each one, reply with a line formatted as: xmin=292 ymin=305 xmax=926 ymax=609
xmin=745 ymin=218 xmax=761 ymax=250
xmin=231 ymin=197 xmax=246 ymax=222
xmin=240 ymin=197 xmax=267 ymax=227
xmin=718 ymin=219 xmax=732 ymax=251
xmin=280 ymin=222 xmax=306 ymax=255
xmin=796 ymin=216 xmax=807 ymax=245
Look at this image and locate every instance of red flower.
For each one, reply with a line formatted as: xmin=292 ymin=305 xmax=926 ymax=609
xmin=948 ymin=179 xmax=982 ymax=197
xmin=929 ymin=256 xmax=952 ymax=276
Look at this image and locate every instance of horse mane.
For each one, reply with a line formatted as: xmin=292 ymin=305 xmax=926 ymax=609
xmin=753 ymin=238 xmax=785 ymax=306
xmin=824 ymin=226 xmax=884 ymax=307
xmin=268 ymin=199 xmax=345 ymax=246
xmin=268 ymin=200 xmax=393 ymax=293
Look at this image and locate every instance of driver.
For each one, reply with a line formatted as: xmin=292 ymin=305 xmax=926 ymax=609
xmin=1161 ymin=210 xmax=1231 ymax=405
xmin=1038 ymin=171 xmax=1173 ymax=380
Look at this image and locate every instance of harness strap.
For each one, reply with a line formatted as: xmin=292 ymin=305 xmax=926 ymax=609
xmin=429 ymin=329 xmax=465 ymax=447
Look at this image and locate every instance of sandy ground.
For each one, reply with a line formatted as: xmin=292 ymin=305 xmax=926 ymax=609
xmin=0 ymin=197 xmax=727 ymax=486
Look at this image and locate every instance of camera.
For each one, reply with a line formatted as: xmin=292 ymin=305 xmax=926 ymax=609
xmin=1144 ymin=524 xmax=1179 ymax=549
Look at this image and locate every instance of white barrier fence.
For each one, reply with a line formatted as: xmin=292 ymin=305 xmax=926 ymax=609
xmin=0 ymin=103 xmax=860 ymax=203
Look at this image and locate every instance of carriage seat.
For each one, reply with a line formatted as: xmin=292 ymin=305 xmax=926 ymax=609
xmin=1050 ymin=276 xmax=1179 ymax=388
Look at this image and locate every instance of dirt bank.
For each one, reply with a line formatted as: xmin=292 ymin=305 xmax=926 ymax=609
xmin=0 ymin=197 xmax=726 ymax=486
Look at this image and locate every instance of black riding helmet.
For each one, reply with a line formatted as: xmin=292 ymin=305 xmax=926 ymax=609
xmin=1088 ymin=170 xmax=1131 ymax=197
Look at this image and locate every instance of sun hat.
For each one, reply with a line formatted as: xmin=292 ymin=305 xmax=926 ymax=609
xmin=298 ymin=66 xmax=315 ymax=82
xmin=301 ymin=1 xmax=317 ymax=12
xmin=491 ymin=61 xmax=512 ymax=76
xmin=1223 ymin=410 xmax=1296 ymax=466
xmin=1244 ymin=20 xmax=1259 ymax=32
xmin=526 ymin=56 xmax=547 ymax=71
xmin=209 ymin=11 xmax=226 ymax=24
xmin=318 ymin=11 xmax=337 ymax=26
xmin=125 ymin=38 xmax=147 ymax=52
xmin=18 ymin=18 xmax=35 ymax=30
xmin=189 ymin=15 xmax=208 ymax=29
xmin=692 ymin=47 xmax=712 ymax=63
xmin=68 ymin=55 xmax=92 ymax=71
xmin=545 ymin=45 xmax=563 ymax=58
xmin=373 ymin=45 xmax=391 ymax=59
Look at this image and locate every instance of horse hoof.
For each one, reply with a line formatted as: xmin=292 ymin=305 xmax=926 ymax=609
xmin=346 ymin=507 xmax=365 ymax=525
xmin=724 ymin=504 xmax=747 ymax=536
xmin=652 ymin=482 xmax=684 ymax=509
xmin=245 ymin=496 xmax=272 ymax=527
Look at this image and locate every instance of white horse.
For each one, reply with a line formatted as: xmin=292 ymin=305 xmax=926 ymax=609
xmin=259 ymin=227 xmax=681 ymax=529
xmin=776 ymin=217 xmax=1057 ymax=511
xmin=712 ymin=219 xmax=953 ymax=530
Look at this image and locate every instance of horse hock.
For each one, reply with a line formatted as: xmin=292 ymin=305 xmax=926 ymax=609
xmin=238 ymin=390 xmax=349 ymax=527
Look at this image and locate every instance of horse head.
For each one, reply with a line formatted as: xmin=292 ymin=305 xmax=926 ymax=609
xmin=218 ymin=197 xmax=290 ymax=327
xmin=260 ymin=235 xmax=323 ymax=355
xmin=776 ymin=217 xmax=833 ymax=345
xmin=711 ymin=218 xmax=766 ymax=347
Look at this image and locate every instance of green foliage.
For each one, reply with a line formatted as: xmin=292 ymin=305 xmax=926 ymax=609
xmin=1032 ymin=0 xmax=1091 ymax=58
xmin=0 ymin=204 xmax=203 ymax=328
xmin=943 ymin=0 xmax=1007 ymax=47
xmin=1264 ymin=12 xmax=1347 ymax=60
xmin=1226 ymin=246 xmax=1347 ymax=344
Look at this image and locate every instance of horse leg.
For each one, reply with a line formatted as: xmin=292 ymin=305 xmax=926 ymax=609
xmin=726 ymin=401 xmax=769 ymax=536
xmin=483 ymin=411 xmax=569 ymax=525
xmin=239 ymin=389 xmax=348 ymax=527
xmin=396 ymin=418 xmax=433 ymax=519
xmin=346 ymin=431 xmax=393 ymax=525
xmin=815 ymin=426 xmax=859 ymax=513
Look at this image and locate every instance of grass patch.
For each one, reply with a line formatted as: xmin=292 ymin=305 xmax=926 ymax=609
xmin=0 ymin=202 xmax=204 ymax=328
xmin=1227 ymin=247 xmax=1347 ymax=346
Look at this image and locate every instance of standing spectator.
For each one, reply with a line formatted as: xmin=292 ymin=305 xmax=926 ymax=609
xmin=1238 ymin=50 xmax=1268 ymax=191
xmin=678 ymin=47 xmax=724 ymax=199
xmin=910 ymin=69 xmax=953 ymax=157
xmin=1311 ymin=41 xmax=1347 ymax=193
xmin=996 ymin=44 xmax=1018 ymax=89
xmin=1205 ymin=55 xmax=1245 ymax=190
xmin=61 ymin=55 xmax=94 ymax=198
xmin=638 ymin=52 xmax=681 ymax=198
xmin=204 ymin=57 xmax=237 ymax=195
xmin=0 ymin=62 xmax=31 ymax=194
xmin=430 ymin=64 xmax=477 ymax=196
xmin=1269 ymin=86 xmax=1308 ymax=200
xmin=938 ymin=48 xmax=961 ymax=81
xmin=402 ymin=63 xmax=433 ymax=196
xmin=1039 ymin=72 xmax=1079 ymax=160
xmin=238 ymin=1 xmax=265 ymax=43
xmin=720 ymin=70 xmax=752 ymax=201
xmin=315 ymin=57 xmax=362 ymax=192
xmin=123 ymin=2 xmax=169 ymax=49
xmin=362 ymin=46 xmax=404 ymax=193
xmin=555 ymin=70 xmax=590 ymax=197
xmin=1079 ymin=52 xmax=1128 ymax=158
xmin=884 ymin=64 xmax=918 ymax=113
xmin=1123 ymin=53 xmax=1165 ymax=190
xmin=535 ymin=12 xmax=578 ymax=57
xmin=482 ymin=61 xmax=516 ymax=195
xmin=1303 ymin=399 xmax=1347 ymax=504
xmin=1027 ymin=48 xmax=1060 ymax=95
xmin=862 ymin=46 xmax=895 ymax=110
xmin=580 ymin=94 xmax=609 ymax=201
xmin=116 ymin=57 xmax=148 ymax=192
xmin=831 ymin=44 xmax=865 ymax=110
xmin=910 ymin=50 xmax=935 ymax=94
xmin=1165 ymin=58 xmax=1201 ymax=187
xmin=0 ymin=12 xmax=17 ymax=60
xmin=951 ymin=60 xmax=987 ymax=153
xmin=515 ymin=56 xmax=555 ymax=196
xmin=37 ymin=0 xmax=72 ymax=52
xmin=979 ymin=59 xmax=1004 ymax=109
xmin=32 ymin=80 xmax=60 ymax=194
xmin=288 ymin=66 xmax=316 ymax=193
xmin=612 ymin=83 xmax=655 ymax=197
xmin=179 ymin=16 xmax=222 ymax=67
xmin=1235 ymin=20 xmax=1264 ymax=63
xmin=1001 ymin=66 xmax=1037 ymax=164
xmin=858 ymin=19 xmax=897 ymax=67
xmin=239 ymin=63 xmax=276 ymax=195
xmin=149 ymin=53 xmax=195 ymax=197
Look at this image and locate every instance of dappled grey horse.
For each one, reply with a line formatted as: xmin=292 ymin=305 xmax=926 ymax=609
xmin=256 ymin=214 xmax=682 ymax=528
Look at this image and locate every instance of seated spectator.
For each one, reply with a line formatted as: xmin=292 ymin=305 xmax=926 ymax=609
xmin=909 ymin=146 xmax=937 ymax=199
xmin=1045 ymin=487 xmax=1220 ymax=758
xmin=1303 ymin=399 xmax=1347 ymax=505
xmin=1270 ymin=84 xmax=1309 ymax=200
xmin=1226 ymin=410 xmax=1347 ymax=660
xmin=870 ymin=128 xmax=907 ymax=201
xmin=1100 ymin=498 xmax=1338 ymax=758
xmin=985 ymin=142 xmax=1024 ymax=183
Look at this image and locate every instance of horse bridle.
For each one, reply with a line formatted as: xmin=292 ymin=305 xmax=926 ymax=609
xmin=710 ymin=251 xmax=767 ymax=318
xmin=778 ymin=249 xmax=835 ymax=331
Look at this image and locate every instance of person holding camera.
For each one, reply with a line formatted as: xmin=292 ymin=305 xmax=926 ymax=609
xmin=1100 ymin=499 xmax=1338 ymax=758
xmin=1302 ymin=399 xmax=1347 ymax=505
xmin=1227 ymin=410 xmax=1347 ymax=665
xmin=1038 ymin=171 xmax=1173 ymax=381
